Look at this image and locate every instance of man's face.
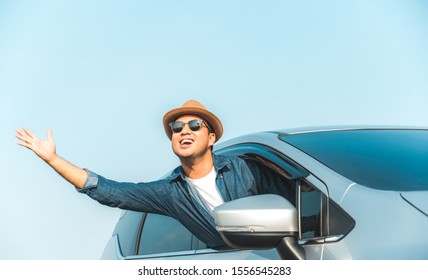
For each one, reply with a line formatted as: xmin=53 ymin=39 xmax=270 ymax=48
xmin=171 ymin=115 xmax=216 ymax=160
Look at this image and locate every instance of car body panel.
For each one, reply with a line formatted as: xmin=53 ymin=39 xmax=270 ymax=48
xmin=324 ymin=184 xmax=428 ymax=259
xmin=401 ymin=192 xmax=428 ymax=216
xmin=102 ymin=235 xmax=125 ymax=260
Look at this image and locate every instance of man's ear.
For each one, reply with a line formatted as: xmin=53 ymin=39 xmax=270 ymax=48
xmin=209 ymin=133 xmax=216 ymax=147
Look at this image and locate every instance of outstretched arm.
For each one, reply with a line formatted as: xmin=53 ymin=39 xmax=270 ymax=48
xmin=16 ymin=128 xmax=88 ymax=189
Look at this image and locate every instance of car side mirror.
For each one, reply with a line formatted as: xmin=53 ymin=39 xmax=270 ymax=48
xmin=213 ymin=194 xmax=305 ymax=260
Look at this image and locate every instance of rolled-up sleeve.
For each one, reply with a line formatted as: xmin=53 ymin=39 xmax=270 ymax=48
xmin=78 ymin=169 xmax=99 ymax=191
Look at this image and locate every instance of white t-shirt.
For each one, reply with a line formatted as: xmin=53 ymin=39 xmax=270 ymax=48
xmin=185 ymin=167 xmax=224 ymax=211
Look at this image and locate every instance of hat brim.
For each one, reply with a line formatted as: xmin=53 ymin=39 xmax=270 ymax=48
xmin=163 ymin=107 xmax=223 ymax=142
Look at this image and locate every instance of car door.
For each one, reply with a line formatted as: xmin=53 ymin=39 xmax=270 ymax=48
xmin=215 ymin=143 xmax=329 ymax=259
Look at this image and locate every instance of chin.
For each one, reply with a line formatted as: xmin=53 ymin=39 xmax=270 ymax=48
xmin=177 ymin=152 xmax=193 ymax=159
xmin=173 ymin=148 xmax=194 ymax=159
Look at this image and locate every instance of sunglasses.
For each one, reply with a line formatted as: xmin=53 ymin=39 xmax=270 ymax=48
xmin=169 ymin=119 xmax=213 ymax=134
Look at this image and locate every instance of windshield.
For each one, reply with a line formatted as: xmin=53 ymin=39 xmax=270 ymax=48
xmin=280 ymin=129 xmax=428 ymax=191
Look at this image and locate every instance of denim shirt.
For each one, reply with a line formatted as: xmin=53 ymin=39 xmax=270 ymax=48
xmin=79 ymin=154 xmax=294 ymax=248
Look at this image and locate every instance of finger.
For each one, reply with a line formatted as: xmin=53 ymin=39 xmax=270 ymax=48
xmin=17 ymin=141 xmax=32 ymax=150
xmin=47 ymin=129 xmax=54 ymax=142
xmin=15 ymin=133 xmax=28 ymax=142
xmin=15 ymin=129 xmax=26 ymax=138
xmin=16 ymin=129 xmax=34 ymax=143
xmin=23 ymin=128 xmax=36 ymax=139
xmin=17 ymin=128 xmax=31 ymax=139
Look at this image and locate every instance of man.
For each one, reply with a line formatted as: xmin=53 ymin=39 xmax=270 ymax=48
xmin=16 ymin=100 xmax=294 ymax=248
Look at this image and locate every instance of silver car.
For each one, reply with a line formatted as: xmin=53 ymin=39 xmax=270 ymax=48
xmin=101 ymin=127 xmax=428 ymax=260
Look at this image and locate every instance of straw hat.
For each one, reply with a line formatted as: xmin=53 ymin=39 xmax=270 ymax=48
xmin=163 ymin=100 xmax=223 ymax=142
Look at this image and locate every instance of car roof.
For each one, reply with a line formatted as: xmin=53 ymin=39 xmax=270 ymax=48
xmin=271 ymin=125 xmax=428 ymax=136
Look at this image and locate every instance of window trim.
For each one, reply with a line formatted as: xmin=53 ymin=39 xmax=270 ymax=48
xmin=215 ymin=143 xmax=310 ymax=180
xmin=134 ymin=212 xmax=147 ymax=255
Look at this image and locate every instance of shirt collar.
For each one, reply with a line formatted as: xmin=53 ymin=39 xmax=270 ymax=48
xmin=168 ymin=154 xmax=231 ymax=182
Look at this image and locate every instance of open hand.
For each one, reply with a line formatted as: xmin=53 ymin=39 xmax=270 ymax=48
xmin=16 ymin=128 xmax=57 ymax=163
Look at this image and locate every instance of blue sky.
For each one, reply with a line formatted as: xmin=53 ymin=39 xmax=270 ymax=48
xmin=1 ymin=0 xmax=428 ymax=259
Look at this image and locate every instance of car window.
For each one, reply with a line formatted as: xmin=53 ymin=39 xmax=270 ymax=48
xmin=112 ymin=211 xmax=144 ymax=257
xmin=242 ymin=154 xmax=324 ymax=239
xmin=300 ymin=180 xmax=324 ymax=239
xmin=327 ymin=198 xmax=355 ymax=237
xmin=244 ymin=156 xmax=297 ymax=205
xmin=280 ymin=129 xmax=428 ymax=191
xmin=137 ymin=213 xmax=193 ymax=255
